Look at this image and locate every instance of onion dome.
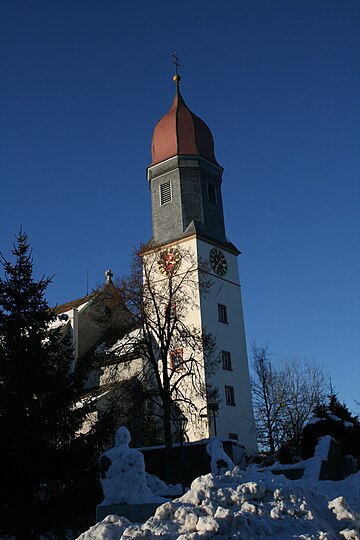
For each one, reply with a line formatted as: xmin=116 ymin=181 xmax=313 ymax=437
xmin=150 ymin=75 xmax=218 ymax=167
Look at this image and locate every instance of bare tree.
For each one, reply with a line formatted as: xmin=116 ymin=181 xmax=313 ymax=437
xmin=91 ymin=245 xmax=217 ymax=449
xmin=251 ymin=343 xmax=328 ymax=455
xmin=251 ymin=342 xmax=286 ymax=453
xmin=279 ymin=357 xmax=328 ymax=454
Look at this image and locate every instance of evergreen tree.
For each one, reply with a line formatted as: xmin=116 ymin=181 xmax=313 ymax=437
xmin=0 ymin=231 xmax=99 ymax=538
xmin=301 ymin=392 xmax=360 ymax=472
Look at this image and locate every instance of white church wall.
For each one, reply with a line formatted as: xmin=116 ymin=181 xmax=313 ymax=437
xmin=142 ymin=243 xmax=210 ymax=442
xmin=142 ymin=237 xmax=257 ymax=453
xmin=196 ymin=238 xmax=257 ymax=454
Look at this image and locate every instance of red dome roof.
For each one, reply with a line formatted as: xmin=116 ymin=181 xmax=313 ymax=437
xmin=150 ymin=84 xmax=218 ymax=167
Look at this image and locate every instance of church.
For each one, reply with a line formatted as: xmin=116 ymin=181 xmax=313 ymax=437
xmin=54 ymin=73 xmax=258 ymax=455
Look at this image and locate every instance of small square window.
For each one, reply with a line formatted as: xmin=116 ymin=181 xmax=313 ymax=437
xmin=218 ymin=304 xmax=228 ymax=324
xmin=160 ymin=181 xmax=172 ymax=205
xmin=225 ymin=385 xmax=236 ymax=406
xmin=207 ymin=182 xmax=217 ymax=204
xmin=170 ymin=349 xmax=183 ymax=370
xmin=229 ymin=432 xmax=239 ymax=441
xmin=222 ymin=350 xmax=232 ymax=370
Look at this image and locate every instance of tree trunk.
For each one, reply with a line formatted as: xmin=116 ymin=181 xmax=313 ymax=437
xmin=162 ymin=391 xmax=173 ymax=450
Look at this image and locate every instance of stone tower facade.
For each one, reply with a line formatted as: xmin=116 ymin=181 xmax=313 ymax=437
xmin=144 ymin=76 xmax=257 ymax=454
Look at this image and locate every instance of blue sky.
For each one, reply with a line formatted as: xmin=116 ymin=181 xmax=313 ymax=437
xmin=1 ymin=1 xmax=359 ymax=411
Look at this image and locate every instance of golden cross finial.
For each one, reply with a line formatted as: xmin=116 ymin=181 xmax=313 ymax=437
xmin=171 ymin=51 xmax=180 ymax=75
xmin=171 ymin=51 xmax=181 ymax=86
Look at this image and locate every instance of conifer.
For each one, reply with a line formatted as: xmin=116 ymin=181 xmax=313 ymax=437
xmin=0 ymin=231 xmax=97 ymax=538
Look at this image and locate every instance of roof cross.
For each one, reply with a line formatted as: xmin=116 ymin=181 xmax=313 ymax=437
xmin=105 ymin=269 xmax=113 ymax=285
xmin=171 ymin=52 xmax=180 ymax=75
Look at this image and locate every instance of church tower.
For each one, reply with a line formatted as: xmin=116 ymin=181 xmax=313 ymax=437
xmin=145 ymin=74 xmax=257 ymax=454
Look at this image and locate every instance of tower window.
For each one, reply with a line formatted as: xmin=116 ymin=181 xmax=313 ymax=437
xmin=170 ymin=349 xmax=183 ymax=370
xmin=207 ymin=182 xmax=217 ymax=204
xmin=225 ymin=385 xmax=236 ymax=406
xmin=222 ymin=350 xmax=232 ymax=370
xmin=160 ymin=181 xmax=172 ymax=205
xmin=218 ymin=304 xmax=228 ymax=324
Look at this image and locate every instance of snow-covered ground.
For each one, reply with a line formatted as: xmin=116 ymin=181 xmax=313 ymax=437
xmin=76 ymin=467 xmax=360 ymax=540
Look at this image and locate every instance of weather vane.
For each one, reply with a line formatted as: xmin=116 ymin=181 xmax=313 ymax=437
xmin=171 ymin=51 xmax=180 ymax=76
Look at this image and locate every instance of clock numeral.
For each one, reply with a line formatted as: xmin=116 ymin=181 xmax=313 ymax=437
xmin=209 ymin=248 xmax=228 ymax=276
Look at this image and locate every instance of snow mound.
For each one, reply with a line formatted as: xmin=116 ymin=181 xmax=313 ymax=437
xmin=99 ymin=426 xmax=167 ymax=505
xmin=76 ymin=515 xmax=131 ymax=540
xmin=77 ymin=467 xmax=360 ymax=539
xmin=146 ymin=473 xmax=182 ymax=497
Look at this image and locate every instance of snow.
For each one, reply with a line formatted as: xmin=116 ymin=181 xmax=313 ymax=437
xmin=257 ymin=436 xmax=333 ymax=481
xmin=302 ymin=435 xmax=332 ymax=480
xmin=306 ymin=416 xmax=354 ymax=429
xmin=328 ymin=414 xmax=354 ymax=428
xmin=76 ymin=515 xmax=132 ymax=540
xmin=76 ymin=433 xmax=360 ymax=539
xmin=306 ymin=417 xmax=322 ymax=426
xmin=77 ymin=466 xmax=360 ymax=539
xmin=206 ymin=438 xmax=235 ymax=475
xmin=99 ymin=427 xmax=168 ymax=505
xmin=146 ymin=474 xmax=182 ymax=498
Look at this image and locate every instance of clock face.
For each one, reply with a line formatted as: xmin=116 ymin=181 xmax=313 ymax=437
xmin=209 ymin=248 xmax=228 ymax=276
xmin=158 ymin=249 xmax=181 ymax=275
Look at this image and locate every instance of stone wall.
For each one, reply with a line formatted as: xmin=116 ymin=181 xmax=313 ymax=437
xmin=319 ymin=438 xmax=345 ymax=480
xmin=139 ymin=439 xmax=245 ymax=487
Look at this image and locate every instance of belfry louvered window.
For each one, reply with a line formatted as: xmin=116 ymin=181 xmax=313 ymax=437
xmin=160 ymin=181 xmax=172 ymax=205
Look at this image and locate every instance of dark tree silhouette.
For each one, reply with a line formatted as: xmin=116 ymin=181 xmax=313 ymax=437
xmin=0 ymin=231 xmax=100 ymax=538
xmin=302 ymin=392 xmax=360 ymax=471
xmin=251 ymin=342 xmax=286 ymax=453
xmin=251 ymin=342 xmax=328 ymax=456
